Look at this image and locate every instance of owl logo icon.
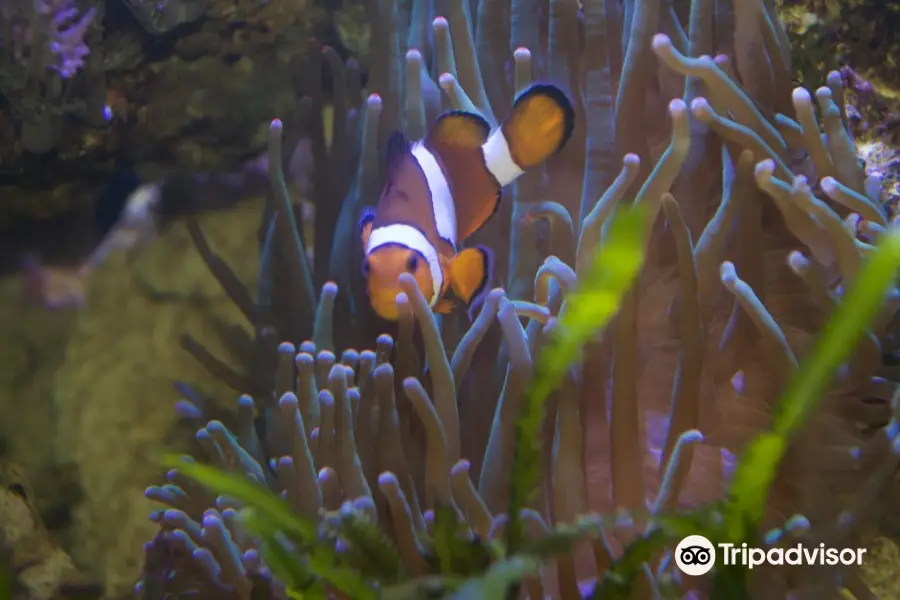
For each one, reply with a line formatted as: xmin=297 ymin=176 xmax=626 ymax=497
xmin=675 ymin=535 xmax=716 ymax=576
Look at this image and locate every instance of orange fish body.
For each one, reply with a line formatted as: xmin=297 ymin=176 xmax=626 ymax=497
xmin=360 ymin=83 xmax=575 ymax=321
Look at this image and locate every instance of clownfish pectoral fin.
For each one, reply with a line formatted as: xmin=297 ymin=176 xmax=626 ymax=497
xmin=434 ymin=298 xmax=456 ymax=314
xmin=426 ymin=111 xmax=491 ymax=148
xmin=359 ymin=207 xmax=376 ymax=249
xmin=498 ymin=83 xmax=575 ymax=172
xmin=385 ymin=130 xmax=412 ymax=172
xmin=448 ymin=245 xmax=493 ymax=306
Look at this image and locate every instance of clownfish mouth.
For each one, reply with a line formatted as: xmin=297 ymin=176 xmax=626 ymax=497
xmin=368 ymin=288 xmax=403 ymax=321
xmin=370 ymin=299 xmax=400 ymax=321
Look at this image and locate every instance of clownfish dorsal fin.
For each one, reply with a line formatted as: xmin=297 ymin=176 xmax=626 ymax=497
xmin=426 ymin=111 xmax=491 ymax=149
xmin=359 ymin=206 xmax=376 ymax=249
xmin=488 ymin=83 xmax=575 ymax=183
xmin=385 ymin=130 xmax=411 ymax=173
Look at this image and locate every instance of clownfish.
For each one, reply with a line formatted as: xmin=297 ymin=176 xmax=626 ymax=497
xmin=359 ymin=83 xmax=575 ymax=321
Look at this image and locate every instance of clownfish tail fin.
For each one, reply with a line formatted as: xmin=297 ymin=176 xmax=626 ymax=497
xmin=483 ymin=83 xmax=574 ymax=187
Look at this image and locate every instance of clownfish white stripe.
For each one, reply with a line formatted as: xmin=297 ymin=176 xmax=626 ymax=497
xmin=366 ymin=224 xmax=443 ymax=306
xmin=411 ymin=142 xmax=457 ymax=247
xmin=481 ymin=129 xmax=525 ymax=188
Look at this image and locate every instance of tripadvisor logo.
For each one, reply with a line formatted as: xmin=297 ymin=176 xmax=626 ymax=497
xmin=675 ymin=535 xmax=716 ymax=576
xmin=674 ymin=535 xmax=867 ymax=576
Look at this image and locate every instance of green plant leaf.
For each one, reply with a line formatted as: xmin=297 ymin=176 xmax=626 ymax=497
xmin=581 ymin=510 xmax=715 ymax=600
xmin=381 ymin=576 xmax=462 ymax=599
xmin=519 ymin=514 xmax=605 ymax=560
xmin=709 ymin=562 xmax=751 ymax=600
xmin=251 ymin=572 xmax=292 ymax=600
xmin=165 ymin=457 xmax=377 ymax=600
xmin=164 ymin=456 xmax=318 ymax=541
xmin=449 ymin=556 xmax=540 ymax=600
xmin=722 ymin=228 xmax=900 ymax=541
xmin=283 ymin=584 xmax=328 ymax=600
xmin=332 ymin=505 xmax=406 ymax=583
xmin=775 ymin=231 xmax=900 ymax=436
xmin=241 ymin=509 xmax=316 ymax=592
xmin=506 ymin=205 xmax=647 ymax=554
xmin=427 ymin=505 xmax=493 ymax=576
xmin=285 ymin=586 xmax=330 ymax=600
xmin=655 ymin=573 xmax=684 ymax=600
xmin=722 ymin=433 xmax=785 ymax=539
xmin=650 ymin=510 xmax=716 ymax=542
xmin=589 ymin=528 xmax=668 ymax=599
xmin=432 ymin=505 xmax=459 ymax=575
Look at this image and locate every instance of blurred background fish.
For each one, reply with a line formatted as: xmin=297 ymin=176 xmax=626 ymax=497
xmin=17 ymin=136 xmax=316 ymax=309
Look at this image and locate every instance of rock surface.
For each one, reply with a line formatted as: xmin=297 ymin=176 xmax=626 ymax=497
xmin=51 ymin=198 xmax=262 ymax=596
xmin=0 ymin=458 xmax=101 ymax=600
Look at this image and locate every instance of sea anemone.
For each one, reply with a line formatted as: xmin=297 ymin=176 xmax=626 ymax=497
xmin=140 ymin=0 xmax=900 ymax=597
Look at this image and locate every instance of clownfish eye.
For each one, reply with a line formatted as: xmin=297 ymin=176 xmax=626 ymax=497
xmin=406 ymin=254 xmax=419 ymax=272
xmin=362 ymin=259 xmax=371 ymax=277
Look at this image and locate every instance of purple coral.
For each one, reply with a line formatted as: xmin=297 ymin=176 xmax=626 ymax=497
xmin=1 ymin=0 xmax=95 ymax=78
xmin=38 ymin=0 xmax=94 ymax=78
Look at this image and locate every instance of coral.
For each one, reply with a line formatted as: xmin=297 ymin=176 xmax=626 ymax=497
xmin=778 ymin=0 xmax=900 ymax=98
xmin=140 ymin=0 xmax=900 ymax=597
xmin=0 ymin=0 xmax=95 ymax=78
xmin=0 ymin=0 xmax=321 ymax=229
xmin=0 ymin=0 xmax=102 ymax=156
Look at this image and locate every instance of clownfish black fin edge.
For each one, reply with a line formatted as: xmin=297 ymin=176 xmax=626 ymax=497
xmin=465 ymin=245 xmax=494 ymax=321
xmin=471 ymin=244 xmax=494 ymax=304
xmin=427 ymin=111 xmax=492 ymax=149
xmin=496 ymin=83 xmax=576 ymax=175
xmin=512 ymin=83 xmax=576 ymax=155
xmin=359 ymin=206 xmax=376 ymax=248
xmin=385 ymin=130 xmax=411 ymax=172
xmin=449 ymin=245 xmax=493 ymax=308
xmin=358 ymin=206 xmax=376 ymax=233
